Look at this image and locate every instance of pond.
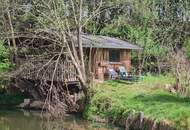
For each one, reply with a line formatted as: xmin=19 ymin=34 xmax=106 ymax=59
xmin=0 ymin=110 xmax=122 ymax=130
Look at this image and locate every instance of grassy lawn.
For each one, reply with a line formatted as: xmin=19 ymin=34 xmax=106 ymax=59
xmin=85 ymin=75 xmax=190 ymax=129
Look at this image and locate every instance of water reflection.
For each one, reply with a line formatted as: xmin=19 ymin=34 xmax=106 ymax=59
xmin=0 ymin=110 xmax=121 ymax=130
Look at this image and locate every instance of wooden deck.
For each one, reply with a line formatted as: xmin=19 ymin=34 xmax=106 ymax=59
xmin=18 ymin=60 xmax=78 ymax=83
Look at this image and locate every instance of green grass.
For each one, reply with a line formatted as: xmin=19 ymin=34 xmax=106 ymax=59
xmin=85 ymin=75 xmax=190 ymax=129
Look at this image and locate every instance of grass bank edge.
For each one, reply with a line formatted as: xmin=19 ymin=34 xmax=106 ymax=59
xmin=84 ymin=75 xmax=190 ymax=129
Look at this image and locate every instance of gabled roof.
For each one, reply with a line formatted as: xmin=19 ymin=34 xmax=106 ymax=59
xmin=82 ymin=34 xmax=142 ymax=50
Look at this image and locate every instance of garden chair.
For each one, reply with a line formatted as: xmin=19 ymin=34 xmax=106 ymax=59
xmin=118 ymin=66 xmax=139 ymax=81
xmin=105 ymin=67 xmax=118 ymax=80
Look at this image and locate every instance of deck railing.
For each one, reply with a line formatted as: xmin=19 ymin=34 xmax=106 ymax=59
xmin=18 ymin=60 xmax=78 ymax=83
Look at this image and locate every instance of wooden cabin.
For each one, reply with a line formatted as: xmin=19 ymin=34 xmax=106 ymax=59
xmin=82 ymin=34 xmax=141 ymax=80
xmin=13 ymin=34 xmax=141 ymax=84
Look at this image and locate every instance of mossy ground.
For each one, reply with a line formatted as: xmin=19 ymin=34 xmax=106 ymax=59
xmin=85 ymin=74 xmax=190 ymax=130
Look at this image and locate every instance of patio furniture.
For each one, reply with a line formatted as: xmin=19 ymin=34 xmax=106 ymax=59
xmin=117 ymin=66 xmax=139 ymax=81
xmin=104 ymin=67 xmax=118 ymax=80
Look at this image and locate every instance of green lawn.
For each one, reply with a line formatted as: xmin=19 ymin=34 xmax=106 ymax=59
xmin=85 ymin=75 xmax=190 ymax=129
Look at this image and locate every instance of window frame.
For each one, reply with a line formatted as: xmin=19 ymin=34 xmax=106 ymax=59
xmin=109 ymin=49 xmax=120 ymax=62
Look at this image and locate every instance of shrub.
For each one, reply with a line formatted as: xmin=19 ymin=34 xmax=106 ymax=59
xmin=0 ymin=39 xmax=12 ymax=92
xmin=0 ymin=39 xmax=11 ymax=72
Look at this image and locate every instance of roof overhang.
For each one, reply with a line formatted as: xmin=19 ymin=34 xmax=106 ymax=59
xmin=81 ymin=34 xmax=142 ymax=50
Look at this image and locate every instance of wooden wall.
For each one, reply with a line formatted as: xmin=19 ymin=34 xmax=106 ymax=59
xmin=91 ymin=48 xmax=132 ymax=80
xmin=92 ymin=48 xmax=109 ymax=80
xmin=94 ymin=48 xmax=109 ymax=62
xmin=120 ymin=49 xmax=131 ymax=72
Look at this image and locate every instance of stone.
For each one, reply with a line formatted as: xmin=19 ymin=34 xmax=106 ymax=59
xmin=17 ymin=98 xmax=31 ymax=108
xmin=29 ymin=100 xmax=45 ymax=110
xmin=24 ymin=99 xmax=31 ymax=104
xmin=17 ymin=99 xmax=46 ymax=110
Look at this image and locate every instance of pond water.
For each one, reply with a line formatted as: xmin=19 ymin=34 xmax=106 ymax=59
xmin=0 ymin=110 xmax=122 ymax=130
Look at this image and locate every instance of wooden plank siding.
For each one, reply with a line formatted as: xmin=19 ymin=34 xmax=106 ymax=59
xmin=120 ymin=49 xmax=131 ymax=71
xmin=93 ymin=48 xmax=109 ymax=80
xmin=92 ymin=48 xmax=132 ymax=80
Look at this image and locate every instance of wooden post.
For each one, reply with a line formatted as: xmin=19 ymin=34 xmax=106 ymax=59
xmin=120 ymin=49 xmax=131 ymax=72
xmin=97 ymin=67 xmax=104 ymax=81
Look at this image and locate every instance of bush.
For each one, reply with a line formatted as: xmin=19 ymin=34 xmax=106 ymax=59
xmin=0 ymin=39 xmax=11 ymax=72
xmin=0 ymin=39 xmax=12 ymax=92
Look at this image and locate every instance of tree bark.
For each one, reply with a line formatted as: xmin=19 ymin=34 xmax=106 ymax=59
xmin=7 ymin=10 xmax=17 ymax=53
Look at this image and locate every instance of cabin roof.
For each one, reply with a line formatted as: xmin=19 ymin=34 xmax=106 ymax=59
xmin=12 ymin=32 xmax=142 ymax=50
xmin=82 ymin=34 xmax=142 ymax=50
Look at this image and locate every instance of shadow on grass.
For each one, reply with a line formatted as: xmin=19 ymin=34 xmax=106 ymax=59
xmin=134 ymin=93 xmax=190 ymax=103
xmin=105 ymin=80 xmax=134 ymax=86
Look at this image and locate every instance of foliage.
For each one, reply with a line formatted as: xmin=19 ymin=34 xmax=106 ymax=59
xmin=0 ymin=94 xmax=24 ymax=106
xmin=0 ymin=39 xmax=11 ymax=72
xmin=184 ymin=38 xmax=190 ymax=59
xmin=85 ymin=0 xmax=190 ymax=74
xmin=100 ymin=19 xmax=168 ymax=73
xmin=85 ymin=75 xmax=190 ymax=129
xmin=0 ymin=39 xmax=12 ymax=94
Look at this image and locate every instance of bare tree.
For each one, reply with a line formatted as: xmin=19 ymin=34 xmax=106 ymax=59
xmin=169 ymin=49 xmax=190 ymax=97
xmin=0 ymin=0 xmax=103 ymax=116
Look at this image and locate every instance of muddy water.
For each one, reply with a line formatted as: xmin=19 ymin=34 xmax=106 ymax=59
xmin=0 ymin=110 xmax=122 ymax=130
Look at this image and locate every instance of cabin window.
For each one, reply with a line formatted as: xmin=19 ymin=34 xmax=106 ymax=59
xmin=109 ymin=50 xmax=120 ymax=62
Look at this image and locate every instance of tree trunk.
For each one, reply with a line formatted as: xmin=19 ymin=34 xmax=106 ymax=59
xmin=157 ymin=57 xmax=162 ymax=74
